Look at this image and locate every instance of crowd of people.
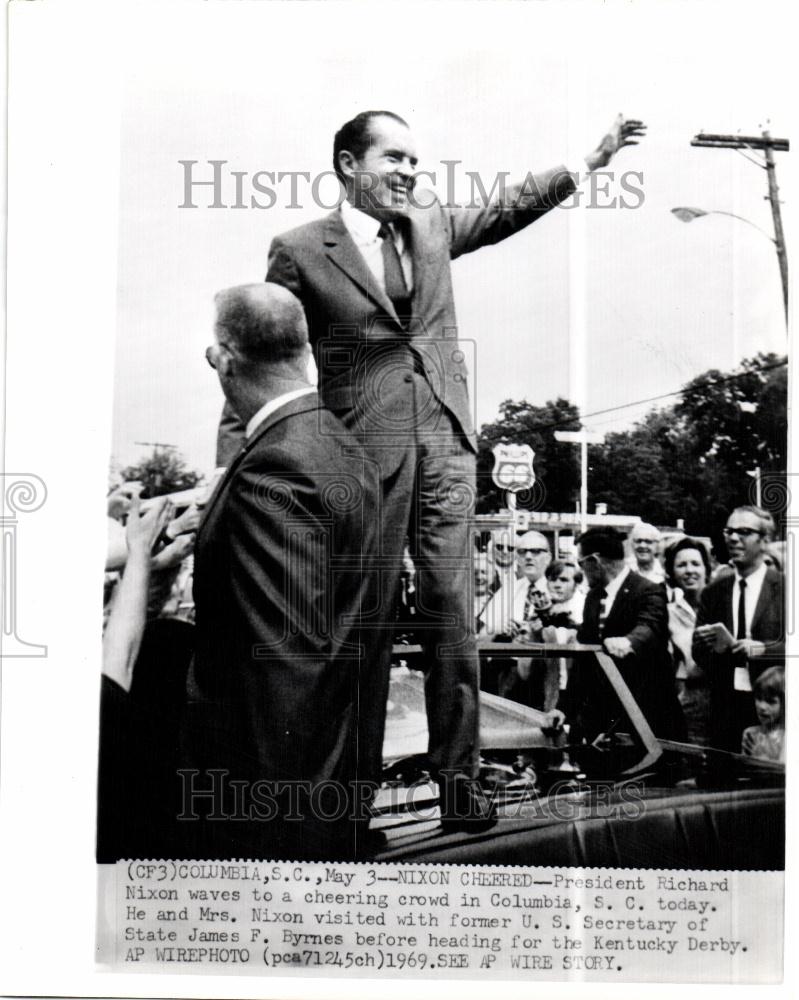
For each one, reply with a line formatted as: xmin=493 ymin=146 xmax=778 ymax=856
xmin=98 ymin=108 xmax=784 ymax=865
xmin=460 ymin=513 xmax=785 ymax=759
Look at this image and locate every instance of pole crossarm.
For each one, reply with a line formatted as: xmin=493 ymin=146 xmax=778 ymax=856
xmin=691 ymin=133 xmax=789 ymax=152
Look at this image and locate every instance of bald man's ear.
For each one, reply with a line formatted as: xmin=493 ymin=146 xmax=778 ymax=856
xmin=217 ymin=344 xmax=236 ymax=379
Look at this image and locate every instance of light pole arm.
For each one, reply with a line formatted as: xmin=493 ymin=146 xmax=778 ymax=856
xmin=704 ymin=210 xmax=777 ymax=244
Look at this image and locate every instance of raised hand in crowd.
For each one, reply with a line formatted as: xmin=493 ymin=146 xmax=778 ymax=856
xmin=102 ymin=494 xmax=173 ymax=692
xmin=106 ymin=480 xmax=143 ymax=522
xmin=163 ymin=501 xmax=202 ymax=539
xmin=152 ymin=530 xmax=196 ymax=572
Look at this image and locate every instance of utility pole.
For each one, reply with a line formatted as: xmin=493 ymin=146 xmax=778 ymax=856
xmin=690 ymin=131 xmax=790 ymax=326
xmin=554 ymin=429 xmax=605 ymax=534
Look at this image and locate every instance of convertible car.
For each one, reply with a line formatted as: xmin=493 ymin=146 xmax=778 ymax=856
xmin=370 ymin=642 xmax=784 ymax=870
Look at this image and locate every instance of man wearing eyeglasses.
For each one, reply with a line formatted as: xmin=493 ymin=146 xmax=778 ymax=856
xmin=693 ymin=506 xmax=785 ymax=752
xmin=479 ymin=531 xmax=554 ymax=705
xmin=480 ymin=530 xmax=552 ymax=636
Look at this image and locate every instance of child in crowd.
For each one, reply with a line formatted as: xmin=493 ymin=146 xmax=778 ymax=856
xmin=741 ymin=666 xmax=785 ymax=763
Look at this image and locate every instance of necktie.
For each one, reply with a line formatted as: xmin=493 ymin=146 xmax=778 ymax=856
xmin=378 ymin=223 xmax=411 ymax=318
xmin=736 ymin=579 xmax=747 ymax=639
xmin=522 ymin=582 xmax=539 ymax=621
xmin=597 ymin=587 xmax=608 ymax=637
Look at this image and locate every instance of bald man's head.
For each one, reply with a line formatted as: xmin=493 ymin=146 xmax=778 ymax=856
xmin=516 ymin=530 xmax=551 ymax=582
xmin=214 ymin=283 xmax=309 ymax=374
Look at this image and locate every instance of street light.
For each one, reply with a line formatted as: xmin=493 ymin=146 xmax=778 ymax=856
xmin=671 ymin=206 xmax=788 ymax=327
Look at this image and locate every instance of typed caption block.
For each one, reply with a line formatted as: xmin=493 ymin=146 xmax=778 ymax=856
xmin=97 ymin=862 xmax=782 ymax=983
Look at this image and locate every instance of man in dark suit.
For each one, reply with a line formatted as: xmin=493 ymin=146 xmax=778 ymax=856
xmin=185 ymin=283 xmax=380 ymax=861
xmin=693 ymin=506 xmax=784 ymax=752
xmin=561 ymin=527 xmax=684 ymax=741
xmin=217 ymin=110 xmax=645 ymax=828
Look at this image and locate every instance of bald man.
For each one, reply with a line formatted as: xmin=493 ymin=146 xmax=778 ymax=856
xmin=185 ymin=283 xmax=381 ymax=861
xmin=629 ymin=522 xmax=665 ymax=584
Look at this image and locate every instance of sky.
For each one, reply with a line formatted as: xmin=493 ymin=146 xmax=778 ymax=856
xmin=109 ymin=1 xmax=791 ymax=480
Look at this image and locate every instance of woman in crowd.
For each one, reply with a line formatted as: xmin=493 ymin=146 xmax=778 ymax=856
xmin=664 ymin=536 xmax=712 ymax=745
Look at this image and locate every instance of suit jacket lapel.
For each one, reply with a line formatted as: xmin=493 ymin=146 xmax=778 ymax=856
xmin=750 ymin=570 xmax=776 ymax=634
xmin=322 ymin=211 xmax=400 ymax=324
xmin=720 ymin=574 xmax=735 ymax=633
xmin=604 ymin=578 xmax=632 ymax=635
xmin=406 ymin=209 xmax=446 ymax=335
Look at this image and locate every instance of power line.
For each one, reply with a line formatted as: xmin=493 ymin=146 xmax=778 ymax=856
xmin=487 ymin=357 xmax=787 ymax=437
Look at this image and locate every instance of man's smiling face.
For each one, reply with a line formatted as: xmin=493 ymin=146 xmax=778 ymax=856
xmin=346 ymin=115 xmax=418 ymax=221
xmin=724 ymin=509 xmax=767 ymax=573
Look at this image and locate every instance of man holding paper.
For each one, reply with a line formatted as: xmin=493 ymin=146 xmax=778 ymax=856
xmin=692 ymin=506 xmax=785 ymax=752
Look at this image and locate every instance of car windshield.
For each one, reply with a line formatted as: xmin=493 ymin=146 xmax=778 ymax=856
xmin=378 ymin=639 xmax=783 ymax=833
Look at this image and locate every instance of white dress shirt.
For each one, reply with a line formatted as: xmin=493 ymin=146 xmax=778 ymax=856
xmin=601 ymin=565 xmax=631 ymax=618
xmin=340 ymin=199 xmax=414 ymax=292
xmin=732 ymin=560 xmax=768 ymax=639
xmin=626 ymin=557 xmax=665 ymax=584
xmin=245 ymin=386 xmax=317 ymax=439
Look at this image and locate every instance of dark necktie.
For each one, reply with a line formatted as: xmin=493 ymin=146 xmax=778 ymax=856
xmin=379 ymin=223 xmax=411 ymax=318
xmin=597 ymin=587 xmax=608 ymax=637
xmin=736 ymin=579 xmax=747 ymax=640
xmin=523 ymin=582 xmax=539 ymax=621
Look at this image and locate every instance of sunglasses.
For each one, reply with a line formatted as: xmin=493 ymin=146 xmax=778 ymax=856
xmin=518 ymin=547 xmax=549 ymax=556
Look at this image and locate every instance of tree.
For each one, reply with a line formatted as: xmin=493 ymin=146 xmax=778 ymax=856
xmin=476 ymin=398 xmax=582 ymax=513
xmin=475 ymin=354 xmax=787 ymax=538
xmin=115 ymin=447 xmax=204 ymax=499
xmin=676 ymin=353 xmax=787 ymax=477
xmin=589 ymin=407 xmax=709 ymax=531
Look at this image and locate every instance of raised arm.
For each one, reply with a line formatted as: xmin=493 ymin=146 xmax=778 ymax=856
xmin=447 ymin=114 xmax=646 ymax=259
xmin=102 ymin=495 xmax=173 ymax=691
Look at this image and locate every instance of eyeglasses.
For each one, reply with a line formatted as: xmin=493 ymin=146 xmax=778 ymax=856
xmin=493 ymin=544 xmax=515 ymax=553
xmin=722 ymin=527 xmax=763 ymax=539
xmin=576 ymin=552 xmax=600 ymax=567
xmin=518 ymin=547 xmax=549 ymax=556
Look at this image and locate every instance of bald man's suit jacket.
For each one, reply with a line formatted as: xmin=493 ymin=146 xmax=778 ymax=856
xmin=187 ymin=393 xmax=380 ymax=858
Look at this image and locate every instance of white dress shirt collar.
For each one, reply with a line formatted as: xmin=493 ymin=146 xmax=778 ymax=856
xmin=245 ymin=387 xmax=316 ymax=439
xmin=341 ymin=199 xmax=383 ymax=243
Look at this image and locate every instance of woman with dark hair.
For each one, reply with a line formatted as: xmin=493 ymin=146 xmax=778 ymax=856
xmin=664 ymin=536 xmax=712 ymax=745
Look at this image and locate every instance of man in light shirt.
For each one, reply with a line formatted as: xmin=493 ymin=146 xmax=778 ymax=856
xmin=693 ymin=506 xmax=785 ymax=752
